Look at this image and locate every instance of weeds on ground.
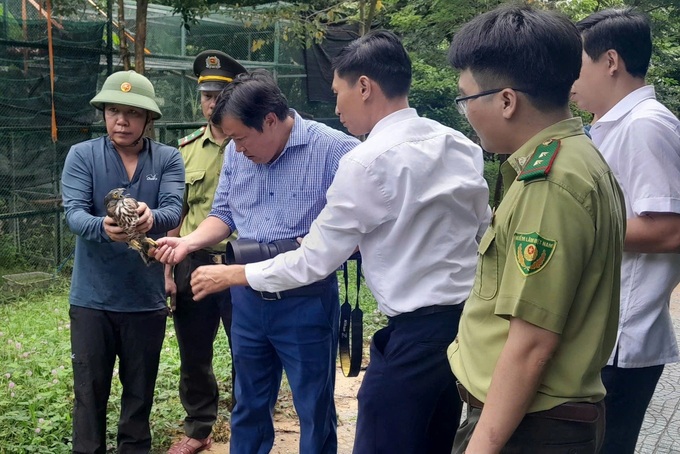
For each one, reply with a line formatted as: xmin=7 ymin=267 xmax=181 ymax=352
xmin=0 ymin=267 xmax=382 ymax=453
xmin=0 ymin=277 xmax=234 ymax=453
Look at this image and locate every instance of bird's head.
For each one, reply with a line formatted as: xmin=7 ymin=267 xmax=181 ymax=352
xmin=104 ymin=187 xmax=128 ymax=206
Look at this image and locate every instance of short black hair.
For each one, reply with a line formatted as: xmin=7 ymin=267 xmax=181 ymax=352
xmin=332 ymin=29 xmax=411 ymax=99
xmin=448 ymin=5 xmax=582 ymax=111
xmin=211 ymin=69 xmax=289 ymax=132
xmin=577 ymin=8 xmax=652 ymax=78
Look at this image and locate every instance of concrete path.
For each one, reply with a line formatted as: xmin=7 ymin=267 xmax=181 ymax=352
xmin=637 ymin=287 xmax=680 ymax=453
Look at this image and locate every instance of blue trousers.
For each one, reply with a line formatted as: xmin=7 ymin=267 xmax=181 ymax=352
xmin=229 ymin=281 xmax=339 ymax=454
xmin=600 ymin=363 xmax=664 ymax=454
xmin=353 ymin=305 xmax=464 ymax=454
xmin=70 ymin=305 xmax=167 ymax=454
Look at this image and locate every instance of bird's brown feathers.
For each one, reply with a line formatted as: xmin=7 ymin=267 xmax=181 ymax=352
xmin=104 ymin=188 xmax=157 ymax=265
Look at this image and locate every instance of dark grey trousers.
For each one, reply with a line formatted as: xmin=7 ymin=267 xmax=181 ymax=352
xmin=453 ymin=402 xmax=605 ymax=454
xmin=172 ymin=254 xmax=234 ymax=439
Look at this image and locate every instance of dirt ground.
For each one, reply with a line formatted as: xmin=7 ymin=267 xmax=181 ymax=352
xmin=209 ymin=369 xmax=363 ymax=453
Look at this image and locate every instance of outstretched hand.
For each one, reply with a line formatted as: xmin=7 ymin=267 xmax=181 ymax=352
xmin=153 ymin=237 xmax=189 ymax=265
xmin=191 ymin=264 xmax=248 ymax=301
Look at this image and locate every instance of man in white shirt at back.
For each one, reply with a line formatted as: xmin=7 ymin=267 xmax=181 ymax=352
xmin=157 ymin=30 xmax=491 ymax=454
xmin=571 ymin=8 xmax=680 ymax=454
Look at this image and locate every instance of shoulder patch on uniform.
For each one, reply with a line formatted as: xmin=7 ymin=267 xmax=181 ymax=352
xmin=517 ymin=139 xmax=561 ymax=181
xmin=178 ymin=126 xmax=207 ymax=148
xmin=514 ymin=232 xmax=557 ymax=276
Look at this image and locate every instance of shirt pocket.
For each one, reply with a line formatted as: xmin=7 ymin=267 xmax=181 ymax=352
xmin=473 ymin=226 xmax=498 ymax=300
xmin=185 ymin=170 xmax=207 ymax=206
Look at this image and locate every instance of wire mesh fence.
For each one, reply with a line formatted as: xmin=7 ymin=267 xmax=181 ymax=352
xmin=0 ymin=124 xmax=200 ymax=279
xmin=0 ymin=0 xmax=340 ymax=282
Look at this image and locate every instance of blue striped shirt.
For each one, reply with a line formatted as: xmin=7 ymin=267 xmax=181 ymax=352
xmin=210 ymin=110 xmax=360 ymax=243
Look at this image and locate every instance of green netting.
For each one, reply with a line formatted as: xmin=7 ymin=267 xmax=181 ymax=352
xmin=0 ymin=19 xmax=104 ymax=128
xmin=0 ymin=0 xmax=337 ymax=274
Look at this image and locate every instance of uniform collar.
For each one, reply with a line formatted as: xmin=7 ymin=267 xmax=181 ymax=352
xmin=506 ymin=117 xmax=585 ymax=175
xmin=201 ymin=124 xmax=215 ymax=147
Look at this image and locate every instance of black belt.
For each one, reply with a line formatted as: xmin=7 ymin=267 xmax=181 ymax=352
xmin=190 ymin=249 xmax=227 ymax=264
xmin=391 ymin=304 xmax=461 ymax=321
xmin=457 ymin=381 xmax=604 ymax=423
xmin=247 ymin=276 xmax=334 ymax=301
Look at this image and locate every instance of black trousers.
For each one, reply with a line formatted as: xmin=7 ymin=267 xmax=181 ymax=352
xmin=453 ymin=402 xmax=605 ymax=454
xmin=353 ymin=305 xmax=464 ymax=454
xmin=172 ymin=253 xmax=234 ymax=439
xmin=70 ymin=305 xmax=167 ymax=454
xmin=600 ymin=363 xmax=664 ymax=454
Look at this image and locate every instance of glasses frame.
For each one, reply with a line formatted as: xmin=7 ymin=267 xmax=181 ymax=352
xmin=455 ymin=87 xmax=529 ymax=116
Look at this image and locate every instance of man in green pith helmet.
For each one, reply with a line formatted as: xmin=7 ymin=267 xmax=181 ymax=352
xmin=165 ymin=51 xmax=246 ymax=454
xmin=62 ymin=70 xmax=184 ymax=453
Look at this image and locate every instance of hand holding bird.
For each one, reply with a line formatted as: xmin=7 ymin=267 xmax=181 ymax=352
xmin=104 ymin=188 xmax=158 ymax=265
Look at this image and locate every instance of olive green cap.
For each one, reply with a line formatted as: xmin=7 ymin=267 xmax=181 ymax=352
xmin=194 ymin=50 xmax=247 ymax=91
xmin=90 ymin=70 xmax=162 ymax=120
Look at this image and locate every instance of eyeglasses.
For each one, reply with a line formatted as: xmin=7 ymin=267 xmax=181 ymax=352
xmin=455 ymin=88 xmax=529 ymax=116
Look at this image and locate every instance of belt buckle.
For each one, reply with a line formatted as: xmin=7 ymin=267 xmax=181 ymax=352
xmin=259 ymin=291 xmax=282 ymax=301
xmin=210 ymin=254 xmax=224 ymax=264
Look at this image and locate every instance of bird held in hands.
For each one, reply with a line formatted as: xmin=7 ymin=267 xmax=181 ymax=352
xmin=104 ymin=188 xmax=157 ymax=265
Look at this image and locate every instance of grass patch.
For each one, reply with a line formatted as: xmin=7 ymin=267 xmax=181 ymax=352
xmin=0 ymin=268 xmax=382 ymax=453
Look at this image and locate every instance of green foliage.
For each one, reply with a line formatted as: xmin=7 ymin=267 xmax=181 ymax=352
xmin=0 ymin=284 xmax=227 ymax=453
xmin=0 ymin=291 xmax=74 ymax=453
xmin=0 ymin=3 xmax=24 ymax=40
xmin=155 ymin=0 xmax=376 ymax=46
xmin=0 ymin=235 xmax=30 ymax=277
xmin=556 ymin=0 xmax=680 ymax=116
xmin=484 ymin=157 xmax=501 ymax=207
xmin=0 ymin=267 xmax=382 ymax=453
xmin=341 ymin=260 xmax=387 ymax=345
xmin=385 ymin=0 xmax=504 ymax=58
xmin=410 ymin=59 xmax=471 ymax=136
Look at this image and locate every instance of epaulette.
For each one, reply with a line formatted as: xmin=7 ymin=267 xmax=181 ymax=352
xmin=178 ymin=126 xmax=207 ymax=148
xmin=517 ymin=139 xmax=561 ymax=182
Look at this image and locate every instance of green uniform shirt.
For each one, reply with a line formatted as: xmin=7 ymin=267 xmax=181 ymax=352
xmin=178 ymin=125 xmax=237 ymax=250
xmin=448 ymin=118 xmax=625 ymax=412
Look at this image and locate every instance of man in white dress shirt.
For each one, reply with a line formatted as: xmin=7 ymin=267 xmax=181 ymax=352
xmin=167 ymin=30 xmax=491 ymax=453
xmin=571 ymin=8 xmax=680 ymax=453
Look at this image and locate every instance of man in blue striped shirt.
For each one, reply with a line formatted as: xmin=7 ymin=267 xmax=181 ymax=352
xmin=169 ymin=31 xmax=492 ymax=454
xmin=155 ymin=69 xmax=360 ymax=454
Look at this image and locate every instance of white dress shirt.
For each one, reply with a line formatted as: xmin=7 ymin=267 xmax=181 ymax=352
xmin=590 ymin=85 xmax=680 ymax=368
xmin=246 ymin=108 xmax=491 ymax=316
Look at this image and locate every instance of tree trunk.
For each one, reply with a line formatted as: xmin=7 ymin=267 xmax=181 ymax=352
xmin=365 ymin=0 xmax=378 ymax=34
xmin=118 ymin=0 xmax=130 ymax=70
xmin=358 ymin=0 xmax=366 ymax=35
xmin=135 ymin=0 xmax=148 ymax=74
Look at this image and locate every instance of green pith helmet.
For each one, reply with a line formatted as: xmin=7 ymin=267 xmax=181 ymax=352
xmin=90 ymin=70 xmax=162 ymax=120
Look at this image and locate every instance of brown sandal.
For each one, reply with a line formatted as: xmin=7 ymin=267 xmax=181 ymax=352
xmin=167 ymin=436 xmax=213 ymax=454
